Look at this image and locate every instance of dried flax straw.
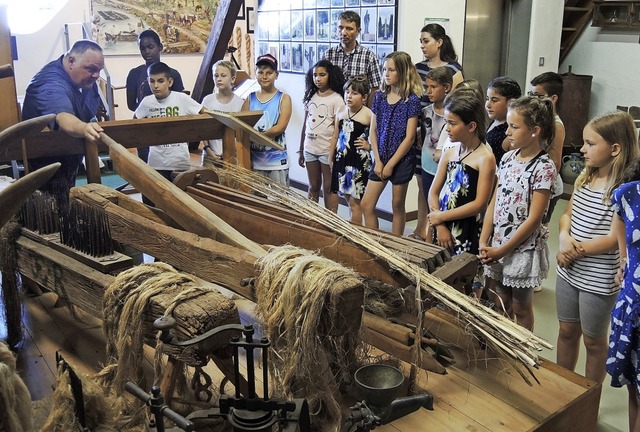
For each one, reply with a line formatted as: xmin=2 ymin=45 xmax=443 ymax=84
xmin=254 ymin=245 xmax=366 ymax=431
xmin=214 ymin=162 xmax=553 ymax=385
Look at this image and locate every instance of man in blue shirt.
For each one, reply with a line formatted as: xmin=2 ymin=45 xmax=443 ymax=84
xmin=22 ymin=39 xmax=105 ymax=204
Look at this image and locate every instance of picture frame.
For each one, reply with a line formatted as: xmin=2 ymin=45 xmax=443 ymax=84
xmin=254 ymin=2 xmax=397 ymax=74
xmin=247 ymin=7 xmax=255 ymax=34
xmin=91 ymin=0 xmax=218 ymax=55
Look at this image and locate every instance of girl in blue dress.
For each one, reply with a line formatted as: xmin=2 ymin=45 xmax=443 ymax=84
xmin=361 ymin=51 xmax=423 ymax=236
xmin=608 ymin=148 xmax=640 ymax=431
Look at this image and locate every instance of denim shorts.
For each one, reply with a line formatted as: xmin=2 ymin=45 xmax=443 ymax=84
xmin=304 ymin=151 xmax=330 ymax=165
xmin=368 ymin=156 xmax=414 ymax=185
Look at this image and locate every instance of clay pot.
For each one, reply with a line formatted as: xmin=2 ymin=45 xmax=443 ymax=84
xmin=561 ymin=153 xmax=585 ymax=184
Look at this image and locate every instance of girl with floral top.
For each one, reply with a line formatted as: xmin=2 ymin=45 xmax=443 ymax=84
xmin=427 ymin=91 xmax=496 ymax=256
xmin=479 ymin=96 xmax=557 ymax=330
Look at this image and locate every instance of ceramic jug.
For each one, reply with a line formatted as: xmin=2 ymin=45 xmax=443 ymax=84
xmin=561 ymin=153 xmax=585 ymax=185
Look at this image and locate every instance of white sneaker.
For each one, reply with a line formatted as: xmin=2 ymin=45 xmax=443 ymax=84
xmin=534 ymin=286 xmax=542 ymax=292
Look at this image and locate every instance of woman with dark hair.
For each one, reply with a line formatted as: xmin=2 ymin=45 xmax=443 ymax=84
xmin=416 ymin=23 xmax=464 ymax=103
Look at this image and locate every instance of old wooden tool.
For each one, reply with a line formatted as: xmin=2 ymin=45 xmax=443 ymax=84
xmin=99 ymin=131 xmax=264 ymax=256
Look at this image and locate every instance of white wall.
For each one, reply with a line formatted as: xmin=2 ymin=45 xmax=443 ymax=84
xmin=525 ymin=0 xmax=563 ymax=86
xmin=282 ymin=0 xmax=467 ymax=215
xmin=560 ymin=24 xmax=640 ymax=118
xmin=12 ymin=0 xmax=252 ymax=122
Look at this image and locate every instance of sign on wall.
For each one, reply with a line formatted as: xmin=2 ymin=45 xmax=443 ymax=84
xmin=255 ymin=0 xmax=397 ymax=74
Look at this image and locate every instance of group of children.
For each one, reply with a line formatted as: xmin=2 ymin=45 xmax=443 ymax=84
xmin=127 ymin=27 xmax=640 ymax=430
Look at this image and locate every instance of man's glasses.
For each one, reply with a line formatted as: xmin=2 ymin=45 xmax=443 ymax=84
xmin=527 ymin=91 xmax=549 ymax=99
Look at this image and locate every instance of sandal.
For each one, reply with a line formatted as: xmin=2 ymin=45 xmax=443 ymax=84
xmin=407 ymin=232 xmax=426 ymax=241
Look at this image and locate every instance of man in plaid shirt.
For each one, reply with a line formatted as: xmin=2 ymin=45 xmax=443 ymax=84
xmin=323 ymin=10 xmax=381 ymax=105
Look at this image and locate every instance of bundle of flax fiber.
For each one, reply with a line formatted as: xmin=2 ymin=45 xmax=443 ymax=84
xmin=254 ymin=245 xmax=367 ymax=431
xmin=213 ymin=162 xmax=553 ymax=385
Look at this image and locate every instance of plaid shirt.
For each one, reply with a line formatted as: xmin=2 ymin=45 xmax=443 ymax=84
xmin=324 ymin=43 xmax=382 ymax=88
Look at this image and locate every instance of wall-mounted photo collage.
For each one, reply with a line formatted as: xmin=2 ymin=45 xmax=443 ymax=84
xmin=256 ymin=0 xmax=397 ymax=74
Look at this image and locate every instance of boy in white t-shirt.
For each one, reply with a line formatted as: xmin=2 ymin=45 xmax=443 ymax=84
xmin=134 ymin=62 xmax=204 ymax=183
xmin=201 ymin=60 xmax=244 ymax=166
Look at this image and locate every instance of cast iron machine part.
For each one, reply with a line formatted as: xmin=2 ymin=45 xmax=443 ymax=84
xmin=125 ymin=382 xmax=195 ymax=432
xmin=153 ymin=316 xmax=311 ymax=432
xmin=342 ymin=364 xmax=434 ymax=432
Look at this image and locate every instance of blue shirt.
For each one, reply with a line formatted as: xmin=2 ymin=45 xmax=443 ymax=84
xmin=22 ymin=55 xmax=102 ymax=179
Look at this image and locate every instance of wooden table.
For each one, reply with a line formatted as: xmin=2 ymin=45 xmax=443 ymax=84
xmin=371 ymin=308 xmax=599 ymax=432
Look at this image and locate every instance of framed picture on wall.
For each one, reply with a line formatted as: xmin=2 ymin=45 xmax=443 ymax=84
xmin=280 ymin=42 xmax=292 ymax=71
xmin=303 ymin=10 xmax=316 ymax=41
xmin=90 ymin=0 xmax=217 ymax=55
xmin=254 ymin=1 xmax=397 ymax=74
xmin=247 ymin=7 xmax=255 ymax=34
xmin=291 ymin=11 xmax=303 ymax=40
xmin=303 ymin=43 xmax=316 ymax=71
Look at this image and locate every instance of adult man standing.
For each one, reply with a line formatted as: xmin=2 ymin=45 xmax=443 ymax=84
xmin=22 ymin=39 xmax=105 ymax=205
xmin=323 ymin=10 xmax=381 ymax=105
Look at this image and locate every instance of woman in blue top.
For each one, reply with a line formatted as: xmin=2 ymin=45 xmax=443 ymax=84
xmin=361 ymin=51 xmax=423 ymax=236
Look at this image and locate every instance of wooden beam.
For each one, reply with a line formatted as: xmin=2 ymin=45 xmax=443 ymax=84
xmin=1 ymin=113 xmax=262 ymax=161
xmin=100 ymin=132 xmax=266 ymax=256
xmin=192 ymin=0 xmax=245 ymax=102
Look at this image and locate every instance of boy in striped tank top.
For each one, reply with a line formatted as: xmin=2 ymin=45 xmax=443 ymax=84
xmin=555 ymin=111 xmax=639 ymax=389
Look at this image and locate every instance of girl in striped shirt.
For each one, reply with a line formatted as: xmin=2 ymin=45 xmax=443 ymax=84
xmin=555 ymin=111 xmax=639 ymax=389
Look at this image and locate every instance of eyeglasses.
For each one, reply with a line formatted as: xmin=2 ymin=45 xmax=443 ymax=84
xmin=527 ymin=91 xmax=549 ymax=99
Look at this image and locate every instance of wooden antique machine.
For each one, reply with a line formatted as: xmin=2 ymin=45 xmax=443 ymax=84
xmin=0 ymin=2 xmax=601 ymax=431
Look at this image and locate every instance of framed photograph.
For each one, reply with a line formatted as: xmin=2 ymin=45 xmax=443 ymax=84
xmin=303 ymin=43 xmax=316 ymax=71
xmin=292 ymin=42 xmax=304 ymax=72
xmin=237 ymin=0 xmax=246 ymax=20
xmin=267 ymin=11 xmax=280 ymax=41
xmin=376 ymin=6 xmax=395 ymax=43
xmin=257 ymin=11 xmax=269 ymax=39
xmin=268 ymin=42 xmax=280 ymax=62
xmin=330 ymin=9 xmax=342 ymax=42
xmin=258 ymin=41 xmax=270 ymax=57
xmin=247 ymin=7 xmax=255 ymax=34
xmin=317 ymin=43 xmax=330 ymax=63
xmin=254 ymin=2 xmax=396 ymax=74
xmin=303 ymin=10 xmax=316 ymax=41
xmin=376 ymin=44 xmax=394 ymax=65
xmin=279 ymin=10 xmax=291 ymax=40
xmin=280 ymin=42 xmax=292 ymax=71
xmin=291 ymin=10 xmax=303 ymax=40
xmin=316 ymin=9 xmax=330 ymax=41
xmin=360 ymin=7 xmax=377 ymax=43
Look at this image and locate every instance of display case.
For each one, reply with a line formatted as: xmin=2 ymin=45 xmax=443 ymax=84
xmin=592 ymin=1 xmax=640 ymax=27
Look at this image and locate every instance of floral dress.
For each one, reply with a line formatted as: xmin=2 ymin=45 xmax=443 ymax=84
xmin=330 ymin=117 xmax=372 ymax=199
xmin=607 ymin=180 xmax=640 ymax=395
xmin=436 ymin=146 xmax=481 ymax=255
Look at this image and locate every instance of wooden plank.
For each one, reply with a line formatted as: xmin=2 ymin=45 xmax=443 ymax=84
xmin=186 ymin=185 xmax=407 ymax=287
xmin=2 ymin=112 xmax=262 ymax=161
xmin=100 ymin=132 xmax=266 ymax=256
xmin=191 ymin=0 xmax=245 ymax=102
xmin=71 ymin=183 xmax=259 ymax=300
